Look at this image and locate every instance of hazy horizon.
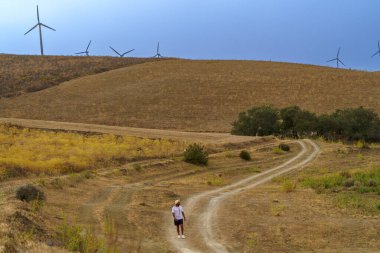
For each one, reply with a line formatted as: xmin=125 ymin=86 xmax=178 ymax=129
xmin=1 ymin=0 xmax=380 ymax=71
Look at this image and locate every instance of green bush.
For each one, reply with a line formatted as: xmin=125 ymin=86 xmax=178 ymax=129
xmin=239 ymin=150 xmax=251 ymax=161
xmin=278 ymin=143 xmax=290 ymax=152
xmin=183 ymin=144 xmax=208 ymax=165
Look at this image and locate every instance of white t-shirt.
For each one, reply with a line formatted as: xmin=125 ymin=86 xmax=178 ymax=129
xmin=172 ymin=205 xmax=184 ymax=220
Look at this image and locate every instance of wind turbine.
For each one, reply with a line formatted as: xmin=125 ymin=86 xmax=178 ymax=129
xmin=76 ymin=41 xmax=92 ymax=56
xmin=24 ymin=5 xmax=56 ymax=56
xmin=371 ymin=41 xmax=380 ymax=58
xmin=327 ymin=47 xmax=345 ymax=68
xmin=109 ymin=46 xmax=135 ymax=57
xmin=153 ymin=42 xmax=163 ymax=58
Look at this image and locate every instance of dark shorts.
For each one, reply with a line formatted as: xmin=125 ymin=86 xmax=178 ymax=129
xmin=174 ymin=219 xmax=183 ymax=226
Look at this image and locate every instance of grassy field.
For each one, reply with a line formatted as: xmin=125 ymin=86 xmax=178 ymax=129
xmin=0 ymin=124 xmax=184 ymax=179
xmin=220 ymin=141 xmax=380 ymax=252
xmin=0 ymin=54 xmax=161 ymax=97
xmin=0 ymin=59 xmax=380 ymax=131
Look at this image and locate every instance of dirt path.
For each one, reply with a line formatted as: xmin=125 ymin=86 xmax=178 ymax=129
xmin=0 ymin=118 xmax=256 ymax=144
xmin=166 ymin=139 xmax=320 ymax=253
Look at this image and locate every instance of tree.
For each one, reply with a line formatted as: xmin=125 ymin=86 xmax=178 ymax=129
xmin=280 ymin=106 xmax=302 ymax=137
xmin=232 ymin=106 xmax=280 ymax=136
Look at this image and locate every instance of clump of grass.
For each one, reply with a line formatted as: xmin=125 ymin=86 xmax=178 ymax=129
xmin=224 ymin=151 xmax=235 ymax=158
xmin=282 ymin=180 xmax=297 ymax=193
xmin=245 ymin=232 xmax=258 ymax=252
xmin=206 ymin=175 xmax=225 ymax=186
xmin=248 ymin=167 xmax=262 ymax=173
xmin=133 ymin=164 xmax=142 ymax=172
xmin=336 ymin=193 xmax=380 ymax=214
xmin=301 ymin=167 xmax=380 ymax=194
xmin=50 ymin=178 xmax=67 ymax=189
xmin=355 ymin=140 xmax=370 ymax=149
xmin=68 ymin=171 xmax=93 ymax=187
xmin=270 ymin=204 xmax=286 ymax=216
xmin=56 ymin=218 xmax=120 ymax=253
xmin=239 ymin=150 xmax=251 ymax=161
xmin=272 ymin=147 xmax=285 ymax=155
xmin=357 ymin=153 xmax=365 ymax=160
xmin=335 ymin=148 xmax=348 ymax=158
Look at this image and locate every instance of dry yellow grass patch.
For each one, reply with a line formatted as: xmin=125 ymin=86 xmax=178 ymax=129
xmin=0 ymin=124 xmax=184 ymax=178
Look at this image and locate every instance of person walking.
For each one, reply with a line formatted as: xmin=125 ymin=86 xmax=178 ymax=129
xmin=172 ymin=199 xmax=186 ymax=239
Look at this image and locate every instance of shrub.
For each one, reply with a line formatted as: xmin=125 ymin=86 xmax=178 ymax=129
xmin=239 ymin=150 xmax=251 ymax=161
xmin=183 ymin=143 xmax=208 ymax=165
xmin=343 ymin=179 xmax=355 ymax=187
xmin=367 ymin=179 xmax=377 ymax=187
xmin=278 ymin=143 xmax=290 ymax=152
xmin=16 ymin=184 xmax=45 ymax=202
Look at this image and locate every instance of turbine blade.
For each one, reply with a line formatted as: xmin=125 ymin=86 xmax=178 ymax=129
xmin=109 ymin=46 xmax=121 ymax=56
xmin=337 ymin=47 xmax=341 ymax=57
xmin=371 ymin=51 xmax=379 ymax=58
xmin=37 ymin=5 xmax=40 ymax=23
xmin=157 ymin=42 xmax=160 ymax=53
xmin=41 ymin=23 xmax=56 ymax=31
xmin=76 ymin=52 xmax=86 ymax=54
xmin=338 ymin=59 xmax=346 ymax=66
xmin=24 ymin=24 xmax=38 ymax=35
xmin=327 ymin=58 xmax=336 ymax=63
xmin=122 ymin=49 xmax=135 ymax=56
xmin=86 ymin=40 xmax=92 ymax=51
xmin=378 ymin=40 xmax=380 ymax=50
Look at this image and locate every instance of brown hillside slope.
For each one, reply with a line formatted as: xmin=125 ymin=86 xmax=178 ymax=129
xmin=0 ymin=60 xmax=379 ymax=132
xmin=0 ymin=54 xmax=162 ymax=97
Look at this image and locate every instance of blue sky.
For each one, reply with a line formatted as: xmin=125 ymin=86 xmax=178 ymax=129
xmin=1 ymin=0 xmax=380 ymax=70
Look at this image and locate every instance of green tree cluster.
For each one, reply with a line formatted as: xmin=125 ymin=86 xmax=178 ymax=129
xmin=232 ymin=106 xmax=380 ymax=142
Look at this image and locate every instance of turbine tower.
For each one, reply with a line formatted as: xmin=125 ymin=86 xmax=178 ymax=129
xmin=76 ymin=41 xmax=92 ymax=56
xmin=371 ymin=41 xmax=380 ymax=58
xmin=327 ymin=47 xmax=345 ymax=68
xmin=109 ymin=46 xmax=135 ymax=57
xmin=24 ymin=5 xmax=56 ymax=56
xmin=153 ymin=42 xmax=163 ymax=58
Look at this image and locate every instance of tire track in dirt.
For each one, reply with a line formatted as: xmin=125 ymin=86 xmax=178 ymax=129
xmin=166 ymin=139 xmax=320 ymax=253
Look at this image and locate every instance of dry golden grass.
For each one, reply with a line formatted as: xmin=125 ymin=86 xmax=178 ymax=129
xmin=0 ymin=124 xmax=184 ymax=179
xmin=0 ymin=59 xmax=380 ymax=132
xmin=0 ymin=54 xmax=162 ymax=97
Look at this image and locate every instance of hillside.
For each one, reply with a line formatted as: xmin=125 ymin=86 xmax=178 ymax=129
xmin=0 ymin=59 xmax=380 ymax=132
xmin=0 ymin=54 xmax=161 ymax=97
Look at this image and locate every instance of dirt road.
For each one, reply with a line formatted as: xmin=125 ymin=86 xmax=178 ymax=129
xmin=0 ymin=118 xmax=256 ymax=144
xmin=166 ymin=139 xmax=320 ymax=253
